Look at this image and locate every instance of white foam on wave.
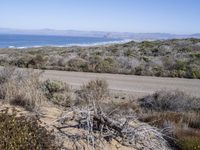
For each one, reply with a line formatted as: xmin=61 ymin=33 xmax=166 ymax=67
xmin=49 ymin=39 xmax=132 ymax=48
xmin=8 ymin=46 xmax=28 ymax=49
xmin=7 ymin=39 xmax=132 ymax=49
xmin=65 ymin=39 xmax=132 ymax=47
xmin=8 ymin=46 xmax=16 ymax=48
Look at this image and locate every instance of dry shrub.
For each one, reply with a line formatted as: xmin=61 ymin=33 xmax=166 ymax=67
xmin=76 ymin=79 xmax=109 ymax=104
xmin=54 ymin=107 xmax=171 ymax=150
xmin=139 ymin=112 xmax=200 ymax=149
xmin=140 ymin=112 xmax=200 ymax=150
xmin=0 ymin=67 xmax=45 ymax=112
xmin=186 ymin=113 xmax=200 ymax=129
xmin=138 ymin=90 xmax=200 ymax=149
xmin=0 ymin=67 xmax=15 ymax=85
xmin=54 ymin=82 xmax=171 ymax=149
xmin=139 ymin=90 xmax=200 ymax=112
xmin=139 ymin=111 xmax=183 ymax=129
xmin=101 ymin=100 xmax=140 ymax=119
xmin=50 ymin=92 xmax=74 ymax=107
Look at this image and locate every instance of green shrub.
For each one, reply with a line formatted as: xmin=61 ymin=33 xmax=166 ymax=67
xmin=142 ymin=56 xmax=150 ymax=62
xmin=67 ymin=58 xmax=89 ymax=72
xmin=0 ymin=109 xmax=60 ymax=150
xmin=42 ymin=80 xmax=74 ymax=107
xmin=140 ymin=41 xmax=155 ymax=48
xmin=27 ymin=54 xmax=47 ymax=69
xmin=177 ymin=70 xmax=186 ymax=78
xmin=43 ymin=79 xmax=70 ymax=94
xmin=110 ymin=48 xmax=118 ymax=54
xmin=124 ymin=49 xmax=133 ymax=57
xmin=176 ymin=60 xmax=188 ymax=71
xmin=95 ymin=57 xmax=117 ymax=73
xmin=0 ymin=59 xmax=9 ymax=66
xmin=176 ymin=130 xmax=200 ymax=150
xmin=191 ymin=69 xmax=200 ymax=79
xmin=134 ymin=66 xmax=144 ymax=75
xmin=152 ymin=66 xmax=164 ymax=77
xmin=13 ymin=58 xmax=28 ymax=68
xmin=51 ymin=92 xmax=74 ymax=107
xmin=190 ymin=53 xmax=200 ymax=59
xmin=190 ymin=38 xmax=200 ymax=44
xmin=1 ymin=38 xmax=200 ymax=79
xmin=162 ymin=56 xmax=175 ymax=70
xmin=178 ymin=47 xmax=192 ymax=52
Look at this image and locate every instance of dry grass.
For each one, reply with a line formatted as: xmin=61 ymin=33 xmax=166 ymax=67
xmin=138 ymin=90 xmax=200 ymax=149
xmin=76 ymin=79 xmax=109 ymax=104
xmin=175 ymin=129 xmax=200 ymax=150
xmin=139 ymin=90 xmax=200 ymax=112
xmin=0 ymin=67 xmax=46 ymax=112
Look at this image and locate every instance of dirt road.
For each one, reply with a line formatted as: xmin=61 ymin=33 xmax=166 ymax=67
xmin=41 ymin=70 xmax=200 ymax=98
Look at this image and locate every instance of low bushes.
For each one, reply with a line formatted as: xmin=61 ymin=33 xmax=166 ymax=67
xmin=27 ymin=54 xmax=48 ymax=69
xmin=1 ymin=38 xmax=200 ymax=79
xmin=42 ymin=80 xmax=74 ymax=107
xmin=67 ymin=58 xmax=89 ymax=72
xmin=0 ymin=108 xmax=60 ymax=150
xmin=0 ymin=66 xmax=200 ymax=149
xmin=139 ymin=90 xmax=200 ymax=112
xmin=10 ymin=54 xmax=48 ymax=69
xmin=190 ymin=66 xmax=200 ymax=79
xmin=94 ymin=57 xmax=118 ymax=73
xmin=43 ymin=79 xmax=70 ymax=93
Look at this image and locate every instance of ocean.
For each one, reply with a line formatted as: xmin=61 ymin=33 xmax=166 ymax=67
xmin=0 ymin=34 xmax=124 ymax=48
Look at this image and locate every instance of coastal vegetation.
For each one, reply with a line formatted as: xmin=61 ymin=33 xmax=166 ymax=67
xmin=0 ymin=38 xmax=199 ymax=79
xmin=0 ymin=67 xmax=199 ymax=149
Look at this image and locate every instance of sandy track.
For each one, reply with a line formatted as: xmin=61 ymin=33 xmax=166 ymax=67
xmin=41 ymin=70 xmax=200 ymax=98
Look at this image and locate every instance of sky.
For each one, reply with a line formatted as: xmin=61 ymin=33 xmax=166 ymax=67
xmin=0 ymin=0 xmax=200 ymax=34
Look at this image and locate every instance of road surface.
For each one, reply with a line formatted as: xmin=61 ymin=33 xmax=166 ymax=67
xmin=41 ymin=70 xmax=200 ymax=98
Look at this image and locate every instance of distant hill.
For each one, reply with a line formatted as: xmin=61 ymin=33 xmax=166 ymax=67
xmin=0 ymin=28 xmax=199 ymax=40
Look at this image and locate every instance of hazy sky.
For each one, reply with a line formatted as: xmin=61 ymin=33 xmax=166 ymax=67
xmin=0 ymin=0 xmax=200 ymax=34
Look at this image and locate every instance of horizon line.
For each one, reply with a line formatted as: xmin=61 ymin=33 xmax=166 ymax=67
xmin=0 ymin=27 xmax=199 ymax=35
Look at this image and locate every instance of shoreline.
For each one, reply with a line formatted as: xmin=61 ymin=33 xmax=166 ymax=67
xmin=1 ymin=39 xmax=133 ymax=49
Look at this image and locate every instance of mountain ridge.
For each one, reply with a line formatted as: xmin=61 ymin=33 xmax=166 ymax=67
xmin=0 ymin=28 xmax=199 ymax=40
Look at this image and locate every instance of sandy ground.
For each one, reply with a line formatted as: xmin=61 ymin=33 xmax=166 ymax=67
xmin=41 ymin=70 xmax=200 ymax=98
xmin=0 ymin=101 xmax=135 ymax=150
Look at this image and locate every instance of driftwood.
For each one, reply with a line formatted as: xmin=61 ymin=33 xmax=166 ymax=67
xmin=50 ymin=103 xmax=171 ymax=150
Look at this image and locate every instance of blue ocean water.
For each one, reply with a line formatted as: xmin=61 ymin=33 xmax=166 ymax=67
xmin=0 ymin=34 xmax=122 ymax=48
